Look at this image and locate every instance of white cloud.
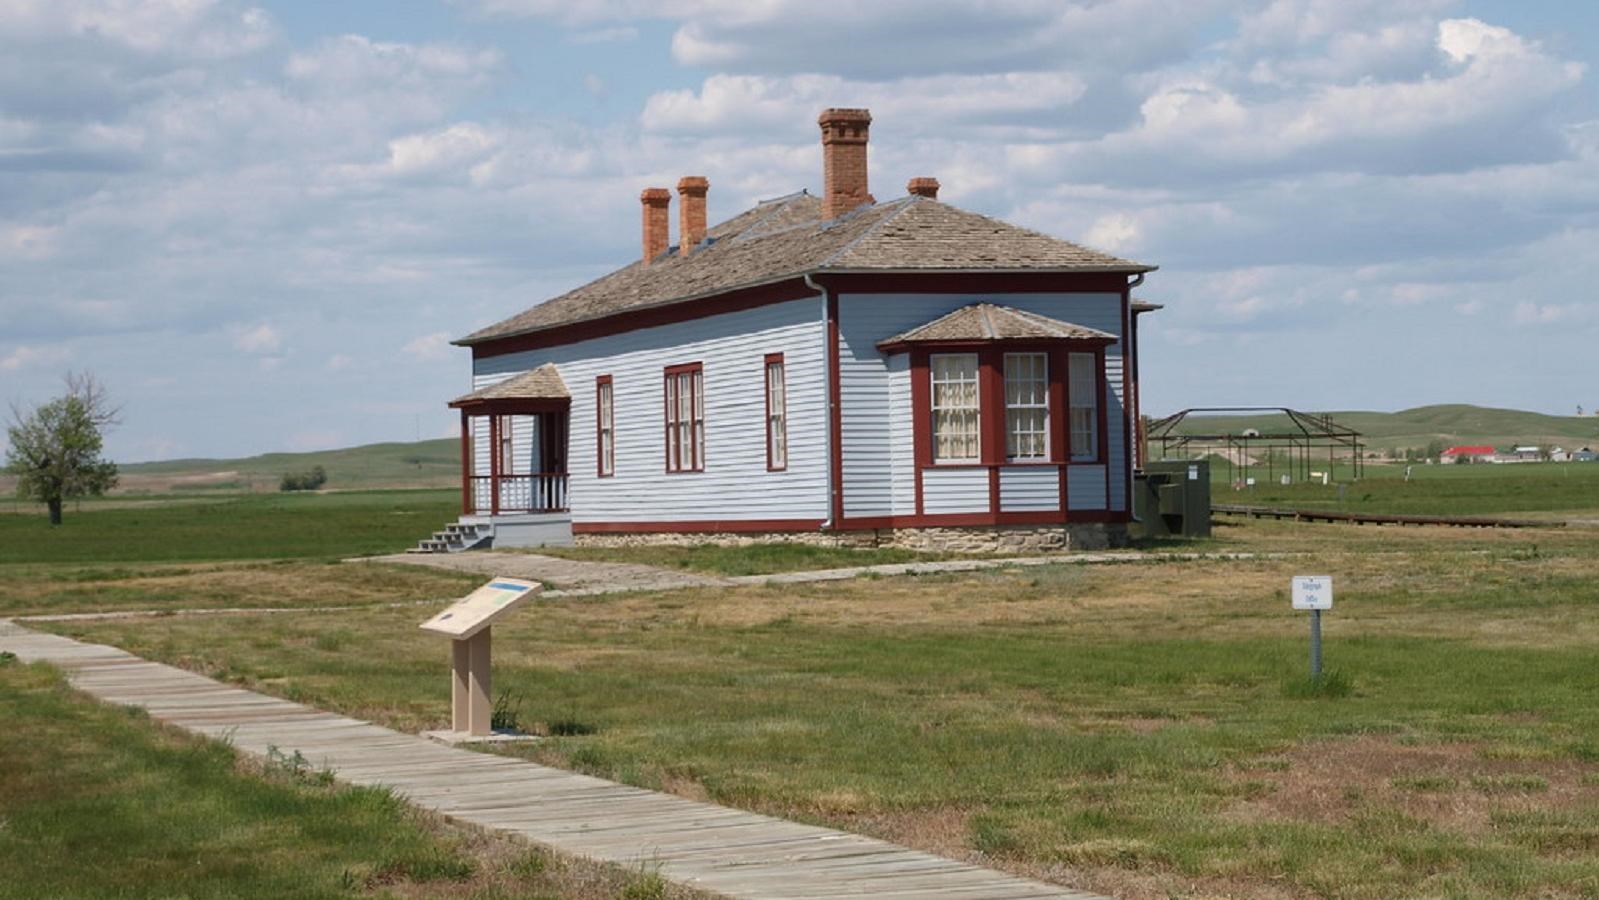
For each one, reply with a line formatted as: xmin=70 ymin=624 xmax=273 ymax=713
xmin=232 ymin=323 xmax=281 ymax=354
xmin=642 ymin=71 xmax=1087 ymax=137
xmin=386 ymin=123 xmax=500 ymax=178
xmin=1083 ymin=213 xmax=1141 ymax=253
xmin=1513 ymin=301 xmax=1583 ymax=326
xmin=0 ymin=0 xmax=276 ymax=59
xmin=286 ymin=35 xmax=501 ymax=87
xmin=0 ymin=344 xmax=71 ymax=372
xmin=1018 ymin=16 xmax=1586 ymax=188
xmin=2 ymin=224 xmax=61 ymax=260
xmin=403 ymin=331 xmax=454 ymax=361
xmin=568 ymin=26 xmax=638 ymax=44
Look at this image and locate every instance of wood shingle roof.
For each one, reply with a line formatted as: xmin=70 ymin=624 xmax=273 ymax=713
xmin=458 ymin=193 xmax=1153 ymax=346
xmin=879 ymin=303 xmax=1117 ymax=349
xmin=449 ymin=363 xmax=568 ymax=405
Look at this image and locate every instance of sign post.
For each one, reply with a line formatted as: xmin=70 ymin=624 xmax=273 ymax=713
xmin=1290 ymin=575 xmax=1333 ymax=679
xmin=420 ymin=577 xmax=541 ymax=738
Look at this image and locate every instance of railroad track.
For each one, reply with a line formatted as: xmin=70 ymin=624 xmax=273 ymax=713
xmin=1212 ymin=504 xmax=1561 ymax=529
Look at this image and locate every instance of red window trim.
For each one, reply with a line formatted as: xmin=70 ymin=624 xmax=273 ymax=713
xmin=908 ymin=339 xmax=1114 ymax=521
xmin=663 ymin=361 xmax=705 ymax=473
xmin=1066 ymin=348 xmax=1108 ymax=466
xmin=595 ymin=375 xmax=614 ymax=478
xmin=764 ymin=352 xmax=787 ymax=472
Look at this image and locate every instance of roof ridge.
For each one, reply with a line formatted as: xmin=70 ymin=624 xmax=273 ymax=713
xmin=815 ymin=197 xmax=918 ymax=268
xmin=729 ymin=191 xmax=814 ymax=241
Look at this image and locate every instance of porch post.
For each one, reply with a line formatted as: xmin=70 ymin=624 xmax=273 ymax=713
xmin=488 ymin=413 xmax=501 ymax=516
xmin=460 ymin=409 xmax=472 ymax=515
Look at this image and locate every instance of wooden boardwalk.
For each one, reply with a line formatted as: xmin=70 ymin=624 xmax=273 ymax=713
xmin=0 ymin=621 xmax=1105 ymax=900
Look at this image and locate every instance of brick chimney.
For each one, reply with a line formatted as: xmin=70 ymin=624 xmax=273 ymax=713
xmin=640 ymin=187 xmax=671 ymax=264
xmin=907 ymin=177 xmax=940 ymax=199
xmin=818 ymin=108 xmax=873 ymax=219
xmin=677 ymin=176 xmax=709 ymax=256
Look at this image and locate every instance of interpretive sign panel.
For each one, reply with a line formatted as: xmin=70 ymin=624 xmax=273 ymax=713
xmin=420 ymin=577 xmax=540 ymax=639
xmin=1291 ymin=575 xmax=1333 ymax=611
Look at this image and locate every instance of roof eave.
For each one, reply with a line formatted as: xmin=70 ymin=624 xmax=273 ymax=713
xmin=455 ymin=264 xmax=1156 ymax=347
xmin=453 ymin=273 xmax=819 ymax=348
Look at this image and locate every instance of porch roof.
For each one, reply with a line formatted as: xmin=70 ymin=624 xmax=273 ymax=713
xmin=877 ymin=302 xmax=1116 ymax=351
xmin=449 ymin=363 xmax=570 ymax=411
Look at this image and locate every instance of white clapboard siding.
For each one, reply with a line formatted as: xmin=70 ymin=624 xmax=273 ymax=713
xmin=474 ymin=297 xmax=828 ymax=524
xmin=1067 ymin=465 xmax=1109 ymax=510
xmin=922 ymin=467 xmax=991 ymax=514
xmin=838 ymin=292 xmax=1127 ymax=516
xmin=999 ymin=466 xmax=1060 ymax=512
xmin=885 ymin=355 xmax=915 ymax=516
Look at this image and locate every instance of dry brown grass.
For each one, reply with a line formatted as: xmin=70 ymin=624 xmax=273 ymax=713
xmin=1227 ymin=736 xmax=1597 ymax=835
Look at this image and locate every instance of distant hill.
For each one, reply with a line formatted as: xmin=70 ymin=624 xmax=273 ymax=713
xmin=110 ymin=438 xmax=460 ymax=493
xmin=1156 ymin=404 xmax=1599 ymax=454
xmin=8 ymin=404 xmax=1595 ymax=497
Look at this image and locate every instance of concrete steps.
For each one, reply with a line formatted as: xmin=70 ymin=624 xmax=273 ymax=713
xmin=407 ymin=520 xmax=492 ymax=554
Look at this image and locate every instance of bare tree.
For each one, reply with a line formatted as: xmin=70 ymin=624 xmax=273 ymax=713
xmin=4 ymin=371 xmax=122 ymax=525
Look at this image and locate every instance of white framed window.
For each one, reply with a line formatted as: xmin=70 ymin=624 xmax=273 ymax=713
xmin=1004 ymin=352 xmax=1048 ymax=461
xmin=931 ymin=353 xmax=980 ymax=462
xmin=596 ymin=376 xmax=614 ymax=477
xmin=1069 ymin=352 xmax=1099 ymax=461
xmin=664 ymin=363 xmax=704 ymax=472
xmin=765 ymin=354 xmax=787 ymax=471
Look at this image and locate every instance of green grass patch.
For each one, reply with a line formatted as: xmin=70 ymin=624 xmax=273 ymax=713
xmin=0 ymin=661 xmax=476 ymax=898
xmin=1213 ymin=459 xmax=1599 ymax=518
xmin=0 ymin=489 xmax=457 ymax=564
xmin=0 ymin=662 xmax=719 ymax=900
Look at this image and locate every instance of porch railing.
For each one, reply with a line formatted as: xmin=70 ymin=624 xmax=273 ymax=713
xmin=467 ymin=473 xmax=569 ymax=515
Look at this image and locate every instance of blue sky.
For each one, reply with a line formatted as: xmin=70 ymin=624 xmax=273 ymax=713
xmin=2 ymin=1 xmax=1596 ymax=462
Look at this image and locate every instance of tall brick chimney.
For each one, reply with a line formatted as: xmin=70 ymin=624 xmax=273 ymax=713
xmin=907 ymin=177 xmax=940 ymax=199
xmin=818 ymin=108 xmax=873 ymax=219
xmin=640 ymin=187 xmax=670 ymax=264
xmin=677 ymin=176 xmax=709 ymax=257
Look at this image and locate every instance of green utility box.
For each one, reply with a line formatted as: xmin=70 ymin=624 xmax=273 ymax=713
xmin=1135 ymin=459 xmax=1212 ymax=538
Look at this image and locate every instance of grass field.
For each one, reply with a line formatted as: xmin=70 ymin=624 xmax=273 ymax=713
xmin=0 ymin=489 xmax=459 ymax=564
xmin=27 ymin=516 xmax=1599 ymax=899
xmin=1209 ymin=459 xmax=1599 ymax=518
xmin=0 ymin=658 xmax=705 ymax=900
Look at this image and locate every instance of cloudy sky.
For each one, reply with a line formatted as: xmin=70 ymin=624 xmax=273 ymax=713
xmin=2 ymin=1 xmax=1596 ymax=462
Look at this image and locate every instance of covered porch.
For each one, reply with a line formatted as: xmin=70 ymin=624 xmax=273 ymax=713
xmin=449 ymin=363 xmax=571 ymax=516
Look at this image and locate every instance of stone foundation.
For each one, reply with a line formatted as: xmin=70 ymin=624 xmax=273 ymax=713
xmin=574 ymin=523 xmax=1127 ymax=554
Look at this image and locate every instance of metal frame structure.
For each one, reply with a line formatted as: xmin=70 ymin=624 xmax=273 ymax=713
xmin=1146 ymin=407 xmax=1365 ymax=485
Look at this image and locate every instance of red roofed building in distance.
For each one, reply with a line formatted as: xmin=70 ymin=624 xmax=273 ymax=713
xmin=1440 ymin=445 xmax=1496 ymax=464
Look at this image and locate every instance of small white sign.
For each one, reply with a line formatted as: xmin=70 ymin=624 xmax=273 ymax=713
xmin=1187 ymin=464 xmax=1200 ymax=481
xmin=1291 ymin=575 xmax=1334 ymax=610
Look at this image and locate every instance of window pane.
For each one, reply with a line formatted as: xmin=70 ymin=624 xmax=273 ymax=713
xmin=766 ymin=359 xmax=786 ymax=469
xmin=1069 ymin=353 xmax=1098 ymax=461
xmin=1004 ymin=353 xmax=1048 ymax=461
xmin=931 ymin=353 xmax=980 ymax=462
